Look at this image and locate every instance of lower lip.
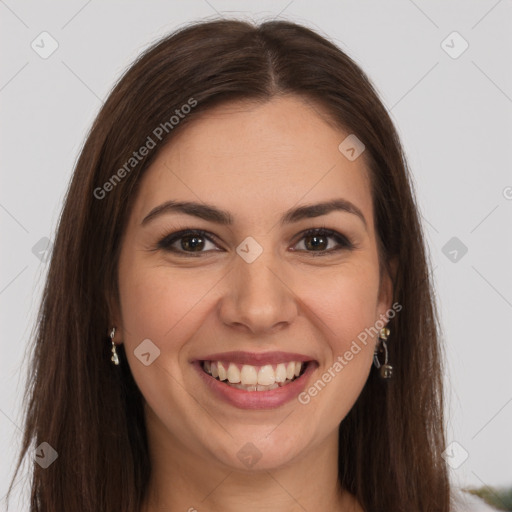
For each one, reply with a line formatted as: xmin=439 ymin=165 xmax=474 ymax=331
xmin=193 ymin=361 xmax=317 ymax=410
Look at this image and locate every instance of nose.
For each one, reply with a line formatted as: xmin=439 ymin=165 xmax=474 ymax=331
xmin=218 ymin=247 xmax=298 ymax=335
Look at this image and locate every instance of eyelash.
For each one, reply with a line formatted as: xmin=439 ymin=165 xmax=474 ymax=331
xmin=155 ymin=227 xmax=355 ymax=257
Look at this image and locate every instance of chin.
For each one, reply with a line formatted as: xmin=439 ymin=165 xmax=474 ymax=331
xmin=204 ymin=426 xmax=312 ymax=472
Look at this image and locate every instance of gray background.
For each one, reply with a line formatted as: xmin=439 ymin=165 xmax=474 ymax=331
xmin=1 ymin=0 xmax=511 ymax=508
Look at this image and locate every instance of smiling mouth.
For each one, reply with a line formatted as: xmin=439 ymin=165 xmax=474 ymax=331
xmin=200 ymin=360 xmax=309 ymax=392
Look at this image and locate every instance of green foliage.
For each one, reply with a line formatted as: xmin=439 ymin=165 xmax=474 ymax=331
xmin=465 ymin=485 xmax=512 ymax=511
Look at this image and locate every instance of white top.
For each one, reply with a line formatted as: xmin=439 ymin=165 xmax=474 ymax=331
xmin=451 ymin=488 xmax=500 ymax=511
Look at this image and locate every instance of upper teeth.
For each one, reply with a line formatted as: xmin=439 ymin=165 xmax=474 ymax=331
xmin=203 ymin=361 xmax=304 ymax=386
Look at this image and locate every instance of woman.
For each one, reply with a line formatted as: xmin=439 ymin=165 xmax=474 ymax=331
xmin=8 ymin=18 xmax=458 ymax=511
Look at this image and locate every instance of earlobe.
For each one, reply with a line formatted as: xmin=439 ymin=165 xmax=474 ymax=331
xmin=377 ymin=256 xmax=397 ymax=319
xmin=106 ymin=289 xmax=123 ymax=342
xmin=109 ymin=325 xmax=122 ymax=343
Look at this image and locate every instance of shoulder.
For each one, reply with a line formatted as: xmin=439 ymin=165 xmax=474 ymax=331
xmin=451 ymin=487 xmax=501 ymax=512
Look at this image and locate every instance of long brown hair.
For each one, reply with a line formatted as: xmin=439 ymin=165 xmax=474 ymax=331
xmin=7 ymin=18 xmax=452 ymax=511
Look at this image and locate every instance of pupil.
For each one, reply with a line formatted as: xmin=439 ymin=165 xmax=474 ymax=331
xmin=306 ymin=235 xmax=326 ymax=251
xmin=183 ymin=235 xmax=203 ymax=251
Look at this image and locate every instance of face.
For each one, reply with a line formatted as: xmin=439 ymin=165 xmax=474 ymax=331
xmin=115 ymin=95 xmax=393 ymax=471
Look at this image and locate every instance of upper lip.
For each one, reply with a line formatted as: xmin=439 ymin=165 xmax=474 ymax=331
xmin=192 ymin=351 xmax=316 ymax=366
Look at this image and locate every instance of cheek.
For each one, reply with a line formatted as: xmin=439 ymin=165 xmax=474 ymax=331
xmin=117 ymin=263 xmax=206 ymax=406
xmin=294 ymin=268 xmax=379 ymax=425
xmin=118 ymin=261 xmax=212 ymax=341
xmin=294 ymin=260 xmax=381 ymax=346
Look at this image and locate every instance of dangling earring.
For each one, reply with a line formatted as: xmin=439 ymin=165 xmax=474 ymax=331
xmin=373 ymin=327 xmax=393 ymax=378
xmin=110 ymin=327 xmax=120 ymax=366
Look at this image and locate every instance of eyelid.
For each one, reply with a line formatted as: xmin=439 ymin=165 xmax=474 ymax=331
xmin=291 ymin=227 xmax=354 ymax=253
xmin=156 ymin=228 xmax=221 ymax=255
xmin=155 ymin=225 xmax=355 ymax=256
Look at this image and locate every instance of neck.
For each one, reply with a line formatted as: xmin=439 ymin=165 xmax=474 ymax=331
xmin=141 ymin=408 xmax=361 ymax=512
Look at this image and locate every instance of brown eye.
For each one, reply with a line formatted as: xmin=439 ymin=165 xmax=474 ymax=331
xmin=179 ymin=233 xmax=206 ymax=251
xmin=156 ymin=227 xmax=354 ymax=257
xmin=292 ymin=228 xmax=353 ymax=255
xmin=157 ymin=229 xmax=219 ymax=255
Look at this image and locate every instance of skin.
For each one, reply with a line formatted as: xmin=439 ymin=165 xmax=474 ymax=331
xmin=112 ymin=95 xmax=394 ymax=512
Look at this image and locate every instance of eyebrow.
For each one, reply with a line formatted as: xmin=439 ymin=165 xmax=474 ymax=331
xmin=141 ymin=198 xmax=367 ymax=230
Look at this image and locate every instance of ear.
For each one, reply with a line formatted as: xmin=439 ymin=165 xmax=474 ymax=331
xmin=106 ymin=287 xmax=123 ymax=343
xmin=376 ymin=256 xmax=397 ymax=321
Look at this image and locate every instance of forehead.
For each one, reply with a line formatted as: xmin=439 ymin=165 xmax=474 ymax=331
xmin=132 ymin=95 xmax=374 ymax=231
